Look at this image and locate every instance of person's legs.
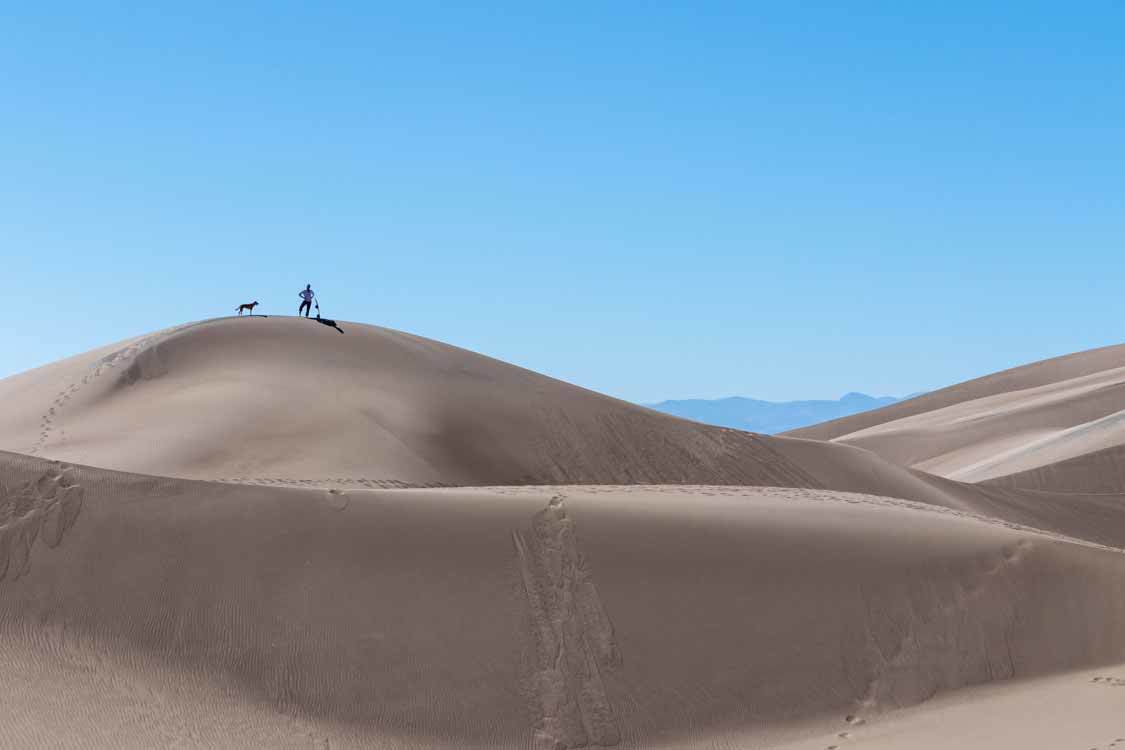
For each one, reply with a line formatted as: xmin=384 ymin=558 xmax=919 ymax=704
xmin=299 ymin=300 xmax=311 ymax=317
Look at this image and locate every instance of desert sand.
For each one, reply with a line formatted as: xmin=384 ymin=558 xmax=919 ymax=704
xmin=786 ymin=344 xmax=1125 ymax=486
xmin=3 ymin=316 xmax=1125 ymax=748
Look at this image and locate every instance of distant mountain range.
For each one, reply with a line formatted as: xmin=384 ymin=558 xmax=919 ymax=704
xmin=646 ymin=392 xmax=918 ymax=435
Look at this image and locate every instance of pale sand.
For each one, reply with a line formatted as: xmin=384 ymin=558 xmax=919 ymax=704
xmin=4 ymin=317 xmax=1125 ymax=748
xmin=786 ymin=345 xmax=1125 ymax=486
xmin=769 ymin=666 xmax=1125 ymax=750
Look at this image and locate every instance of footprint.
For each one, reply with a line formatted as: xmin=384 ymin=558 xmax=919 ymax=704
xmin=325 ymin=489 xmax=350 ymax=512
xmin=1091 ymin=676 xmax=1125 ymax=687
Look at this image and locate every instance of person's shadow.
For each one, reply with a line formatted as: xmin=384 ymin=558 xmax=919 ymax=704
xmin=314 ymin=315 xmax=344 ymax=334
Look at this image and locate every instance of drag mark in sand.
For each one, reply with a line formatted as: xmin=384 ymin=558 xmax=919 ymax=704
xmin=514 ymin=495 xmax=622 ymax=749
xmin=0 ymin=463 xmax=83 ymax=581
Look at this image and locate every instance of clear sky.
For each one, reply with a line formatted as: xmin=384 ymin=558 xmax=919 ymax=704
xmin=3 ymin=3 xmax=1123 ymax=402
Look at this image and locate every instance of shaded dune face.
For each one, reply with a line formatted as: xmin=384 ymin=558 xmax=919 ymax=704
xmin=0 ymin=317 xmax=821 ymax=489
xmin=6 ymin=451 xmax=1125 ymax=749
xmin=983 ymin=443 xmax=1125 ymax=493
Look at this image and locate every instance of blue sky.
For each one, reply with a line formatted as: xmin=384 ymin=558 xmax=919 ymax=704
xmin=3 ymin=3 xmax=1123 ymax=402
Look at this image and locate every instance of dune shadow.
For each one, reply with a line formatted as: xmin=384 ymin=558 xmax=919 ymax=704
xmin=314 ymin=316 xmax=344 ymax=334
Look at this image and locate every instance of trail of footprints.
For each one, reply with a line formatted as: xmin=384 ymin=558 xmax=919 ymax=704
xmin=0 ymin=463 xmax=84 ymax=581
xmin=29 ymin=326 xmax=187 ymax=457
xmin=1090 ymin=675 xmax=1125 ymax=687
xmin=824 ymin=715 xmax=864 ymax=750
xmin=29 ymin=383 xmax=81 ymax=457
xmin=1087 ymin=734 xmax=1125 ymax=750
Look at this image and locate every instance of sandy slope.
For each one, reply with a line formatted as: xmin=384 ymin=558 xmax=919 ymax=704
xmin=7 ymin=320 xmax=1125 ymax=748
xmin=6 ymin=451 xmax=1125 ymax=749
xmin=0 ymin=317 xmax=817 ymax=488
xmin=984 ymin=443 xmax=1125 ymax=493
xmin=772 ymin=666 xmax=1125 ymax=750
xmin=783 ymin=345 xmax=1125 ymax=486
xmin=3 ymin=315 xmax=1116 ymax=522
xmin=786 ymin=343 xmax=1125 ymax=442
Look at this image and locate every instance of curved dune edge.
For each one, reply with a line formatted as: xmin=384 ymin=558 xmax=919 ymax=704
xmin=5 ymin=451 xmax=1125 ymax=748
xmin=0 ymin=316 xmax=820 ymax=489
xmin=783 ymin=342 xmax=1125 ymax=490
xmin=828 ymin=365 xmax=1125 ymax=482
xmin=7 ymin=321 xmax=1125 ymax=748
xmin=784 ymin=343 xmax=1125 ymax=442
xmin=983 ymin=442 xmax=1125 ymax=494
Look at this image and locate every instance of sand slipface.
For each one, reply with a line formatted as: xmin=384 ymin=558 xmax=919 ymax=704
xmin=4 ymin=318 xmax=1125 ymax=748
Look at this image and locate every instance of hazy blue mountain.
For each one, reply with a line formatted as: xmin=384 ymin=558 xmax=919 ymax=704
xmin=646 ymin=392 xmax=909 ymax=435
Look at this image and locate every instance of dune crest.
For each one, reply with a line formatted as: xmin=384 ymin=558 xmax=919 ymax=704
xmin=0 ymin=317 xmax=819 ymax=489
xmin=5 ymin=320 xmax=1125 ymax=748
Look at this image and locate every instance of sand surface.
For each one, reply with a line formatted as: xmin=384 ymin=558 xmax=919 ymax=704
xmin=7 ymin=453 xmax=1125 ymax=749
xmin=0 ymin=317 xmax=816 ymax=488
xmin=786 ymin=344 xmax=1125 ymax=488
xmin=3 ymin=317 xmax=1125 ymax=748
xmin=771 ymin=665 xmax=1125 ymax=750
xmin=786 ymin=343 xmax=1125 ymax=442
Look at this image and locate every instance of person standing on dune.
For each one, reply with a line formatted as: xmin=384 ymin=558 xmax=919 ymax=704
xmin=298 ymin=284 xmax=315 ymax=317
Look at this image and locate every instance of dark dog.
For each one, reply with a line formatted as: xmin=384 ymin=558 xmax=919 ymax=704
xmin=237 ymin=301 xmax=259 ymax=316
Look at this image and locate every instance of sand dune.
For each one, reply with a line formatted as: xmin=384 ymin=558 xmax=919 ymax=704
xmin=5 ymin=318 xmax=1125 ymax=748
xmin=982 ymin=442 xmax=1125 ymax=494
xmin=784 ymin=345 xmax=1125 ymax=487
xmin=0 ymin=317 xmax=817 ymax=489
xmin=2 ymin=314 xmax=1112 ymax=520
xmin=787 ymin=343 xmax=1125 ymax=442
xmin=768 ymin=434 xmax=1125 ymax=549
xmin=6 ymin=450 xmax=1125 ymax=748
